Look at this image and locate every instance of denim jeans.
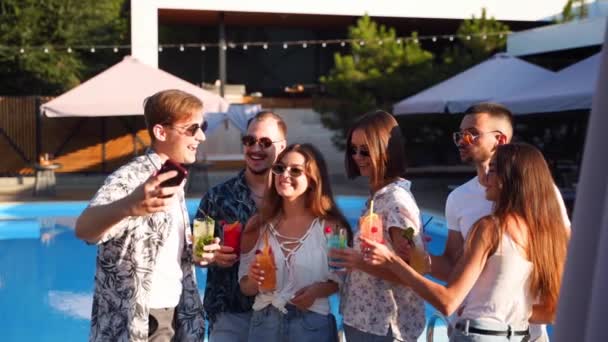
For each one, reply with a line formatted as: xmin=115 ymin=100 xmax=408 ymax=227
xmin=209 ymin=312 xmax=252 ymax=342
xmin=450 ymin=319 xmax=530 ymax=342
xmin=343 ymin=324 xmax=396 ymax=342
xmin=248 ymin=305 xmax=337 ymax=342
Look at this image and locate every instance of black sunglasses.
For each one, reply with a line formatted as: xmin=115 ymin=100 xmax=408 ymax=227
xmin=241 ymin=135 xmax=283 ymax=149
xmin=271 ymin=163 xmax=305 ymax=177
xmin=349 ymin=146 xmax=370 ymax=157
xmin=166 ymin=121 xmax=208 ymax=136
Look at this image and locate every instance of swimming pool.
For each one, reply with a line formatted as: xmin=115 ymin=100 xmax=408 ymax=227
xmin=0 ymin=197 xmax=449 ymax=341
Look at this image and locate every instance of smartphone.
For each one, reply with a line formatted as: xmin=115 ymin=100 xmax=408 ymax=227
xmin=158 ymin=159 xmax=188 ymax=187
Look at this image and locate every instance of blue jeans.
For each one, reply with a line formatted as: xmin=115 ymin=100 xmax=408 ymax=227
xmin=209 ymin=312 xmax=252 ymax=342
xmin=248 ymin=305 xmax=337 ymax=342
xmin=343 ymin=324 xmax=395 ymax=342
xmin=450 ymin=319 xmax=530 ymax=342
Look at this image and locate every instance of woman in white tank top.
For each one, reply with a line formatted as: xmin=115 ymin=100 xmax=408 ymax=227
xmin=360 ymin=143 xmax=570 ymax=342
xmin=239 ymin=144 xmax=352 ymax=342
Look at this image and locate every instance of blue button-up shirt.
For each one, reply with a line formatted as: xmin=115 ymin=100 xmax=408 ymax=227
xmin=195 ymin=170 xmax=257 ymax=323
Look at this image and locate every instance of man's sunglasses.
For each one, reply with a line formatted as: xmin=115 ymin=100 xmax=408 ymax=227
xmin=271 ymin=163 xmax=305 ymax=178
xmin=241 ymin=135 xmax=283 ymax=149
xmin=166 ymin=121 xmax=208 ymax=136
xmin=452 ymin=130 xmax=502 ymax=146
xmin=349 ymin=146 xmax=370 ymax=157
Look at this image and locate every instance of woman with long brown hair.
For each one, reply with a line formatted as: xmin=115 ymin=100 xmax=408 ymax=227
xmin=238 ymin=143 xmax=351 ymax=342
xmin=329 ymin=110 xmax=427 ymax=342
xmin=361 ymin=143 xmax=570 ymax=341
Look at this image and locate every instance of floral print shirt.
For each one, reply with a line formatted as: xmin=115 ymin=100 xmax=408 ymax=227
xmin=340 ymin=179 xmax=426 ymax=342
xmin=88 ymin=151 xmax=205 ymax=342
xmin=195 ymin=170 xmax=257 ymax=323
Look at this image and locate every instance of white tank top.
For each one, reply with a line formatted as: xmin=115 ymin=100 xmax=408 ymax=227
xmin=459 ymin=233 xmax=534 ymax=330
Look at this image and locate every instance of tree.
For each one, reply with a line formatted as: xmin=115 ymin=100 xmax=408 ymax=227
xmin=0 ymin=0 xmax=128 ymax=95
xmin=315 ymin=15 xmax=435 ymax=149
xmin=558 ymin=0 xmax=588 ymax=23
xmin=439 ymin=8 xmax=509 ymax=79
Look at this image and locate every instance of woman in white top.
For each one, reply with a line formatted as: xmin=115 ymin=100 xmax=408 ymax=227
xmin=239 ymin=143 xmax=352 ymax=342
xmin=361 ymin=143 xmax=570 ymax=341
xmin=329 ymin=110 xmax=426 ymax=342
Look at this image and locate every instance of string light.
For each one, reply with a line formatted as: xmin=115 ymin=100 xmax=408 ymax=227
xmin=1 ymin=31 xmax=511 ymax=55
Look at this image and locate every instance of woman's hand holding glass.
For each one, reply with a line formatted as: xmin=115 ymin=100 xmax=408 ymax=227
xmin=247 ymin=260 xmax=265 ymax=290
xmin=359 ymin=236 xmax=399 ymax=267
xmin=328 ymin=247 xmax=365 ymax=271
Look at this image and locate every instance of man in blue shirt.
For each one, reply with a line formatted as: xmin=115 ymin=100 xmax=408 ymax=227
xmin=196 ymin=111 xmax=287 ymax=341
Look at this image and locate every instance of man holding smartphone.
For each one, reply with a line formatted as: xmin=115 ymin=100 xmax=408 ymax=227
xmin=195 ymin=111 xmax=287 ymax=342
xmin=75 ymin=89 xmax=219 ymax=342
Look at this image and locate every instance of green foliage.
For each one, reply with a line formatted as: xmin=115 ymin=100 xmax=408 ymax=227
xmin=316 ymin=15 xmax=435 ymax=149
xmin=0 ymin=0 xmax=128 ymax=95
xmin=558 ymin=0 xmax=588 ymax=23
xmin=316 ymin=11 xmax=510 ymax=149
xmin=439 ymin=8 xmax=509 ymax=79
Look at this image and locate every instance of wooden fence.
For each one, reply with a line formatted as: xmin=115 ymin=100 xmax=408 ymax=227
xmin=0 ymin=96 xmax=150 ymax=175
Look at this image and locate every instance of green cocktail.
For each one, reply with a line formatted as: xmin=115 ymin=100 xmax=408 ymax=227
xmin=193 ymin=216 xmax=215 ymax=259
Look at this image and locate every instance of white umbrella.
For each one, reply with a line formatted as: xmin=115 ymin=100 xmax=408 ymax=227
xmin=393 ymin=53 xmax=554 ymax=115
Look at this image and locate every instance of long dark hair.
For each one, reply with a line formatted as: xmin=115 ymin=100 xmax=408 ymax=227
xmin=469 ymin=143 xmax=569 ymax=314
xmin=261 ymin=143 xmax=352 ymax=244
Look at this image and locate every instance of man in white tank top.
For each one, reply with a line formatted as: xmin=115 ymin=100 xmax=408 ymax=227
xmin=428 ymin=103 xmax=571 ymax=342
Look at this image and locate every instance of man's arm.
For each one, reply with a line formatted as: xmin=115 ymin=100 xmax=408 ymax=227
xmin=75 ymin=171 xmax=180 ymax=244
xmin=429 ymin=230 xmax=464 ymax=281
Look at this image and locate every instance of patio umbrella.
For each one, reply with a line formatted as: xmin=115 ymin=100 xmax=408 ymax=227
xmin=393 ymin=53 xmax=554 ymax=115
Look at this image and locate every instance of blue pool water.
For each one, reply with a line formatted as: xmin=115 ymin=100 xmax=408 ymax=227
xmin=0 ymin=197 xmax=449 ymax=341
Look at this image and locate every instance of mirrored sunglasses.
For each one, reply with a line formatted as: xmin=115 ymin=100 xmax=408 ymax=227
xmin=452 ymin=130 xmax=502 ymax=146
xmin=241 ymin=135 xmax=282 ymax=149
xmin=271 ymin=164 xmax=305 ymax=177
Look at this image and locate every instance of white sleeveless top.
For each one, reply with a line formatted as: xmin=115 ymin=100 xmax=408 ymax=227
xmin=459 ymin=232 xmax=534 ymax=330
xmin=238 ymin=217 xmax=340 ymax=315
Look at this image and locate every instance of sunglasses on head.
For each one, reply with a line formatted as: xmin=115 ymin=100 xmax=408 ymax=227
xmin=271 ymin=163 xmax=305 ymax=177
xmin=166 ymin=121 xmax=208 ymax=136
xmin=241 ymin=135 xmax=282 ymax=149
xmin=349 ymin=146 xmax=370 ymax=157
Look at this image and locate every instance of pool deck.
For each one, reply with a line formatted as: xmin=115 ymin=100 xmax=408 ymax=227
xmin=0 ymin=171 xmax=468 ymax=217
